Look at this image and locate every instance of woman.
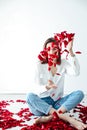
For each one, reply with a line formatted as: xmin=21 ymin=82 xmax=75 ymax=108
xmin=26 ymin=37 xmax=87 ymax=130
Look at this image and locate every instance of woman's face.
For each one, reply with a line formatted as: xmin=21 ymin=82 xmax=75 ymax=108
xmin=46 ymin=42 xmax=59 ymax=56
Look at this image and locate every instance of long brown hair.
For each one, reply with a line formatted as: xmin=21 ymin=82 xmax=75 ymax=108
xmin=41 ymin=37 xmax=61 ymax=64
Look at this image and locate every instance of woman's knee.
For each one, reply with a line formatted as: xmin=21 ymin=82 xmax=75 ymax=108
xmin=75 ymin=90 xmax=84 ymax=100
xmin=26 ymin=92 xmax=36 ymax=103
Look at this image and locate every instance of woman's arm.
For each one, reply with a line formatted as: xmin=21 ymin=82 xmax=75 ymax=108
xmin=67 ymin=38 xmax=75 ymax=57
xmin=65 ymin=56 xmax=80 ymax=76
xmin=65 ymin=39 xmax=80 ymax=76
xmin=34 ymin=62 xmax=47 ymax=93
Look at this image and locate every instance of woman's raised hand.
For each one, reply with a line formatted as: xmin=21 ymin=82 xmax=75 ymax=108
xmin=67 ymin=38 xmax=75 ymax=57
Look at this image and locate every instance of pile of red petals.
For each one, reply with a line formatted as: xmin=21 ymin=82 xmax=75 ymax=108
xmin=21 ymin=106 xmax=87 ymax=130
xmin=21 ymin=110 xmax=87 ymax=130
xmin=21 ymin=112 xmax=77 ymax=130
xmin=0 ymin=100 xmax=87 ymax=130
xmin=73 ymin=104 xmax=87 ymax=124
xmin=17 ymin=108 xmax=33 ymax=121
xmin=0 ymin=99 xmax=33 ymax=129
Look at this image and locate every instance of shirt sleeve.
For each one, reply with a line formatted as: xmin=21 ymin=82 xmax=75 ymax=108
xmin=30 ymin=61 xmax=47 ymax=94
xmin=65 ymin=55 xmax=80 ymax=76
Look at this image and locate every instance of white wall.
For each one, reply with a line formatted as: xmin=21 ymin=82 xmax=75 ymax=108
xmin=0 ymin=0 xmax=87 ymax=94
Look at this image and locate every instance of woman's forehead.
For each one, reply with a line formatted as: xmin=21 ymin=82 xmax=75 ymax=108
xmin=46 ymin=42 xmax=58 ymax=48
xmin=46 ymin=42 xmax=52 ymax=47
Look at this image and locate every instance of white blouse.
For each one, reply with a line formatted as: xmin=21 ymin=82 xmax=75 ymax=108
xmin=31 ymin=56 xmax=80 ymax=101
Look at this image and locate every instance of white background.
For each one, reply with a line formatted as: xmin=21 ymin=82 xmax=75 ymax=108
xmin=0 ymin=0 xmax=87 ymax=94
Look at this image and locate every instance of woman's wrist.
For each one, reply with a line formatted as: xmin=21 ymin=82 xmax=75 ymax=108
xmin=46 ymin=85 xmax=50 ymax=90
xmin=69 ymin=49 xmax=75 ymax=57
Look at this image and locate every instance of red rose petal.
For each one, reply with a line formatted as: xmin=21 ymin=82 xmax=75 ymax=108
xmin=75 ymin=51 xmax=82 ymax=54
xmin=58 ymin=110 xmax=63 ymax=114
xmin=56 ymin=73 xmax=61 ymax=76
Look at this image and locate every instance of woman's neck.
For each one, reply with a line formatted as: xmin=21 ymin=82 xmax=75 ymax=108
xmin=49 ymin=65 xmax=57 ymax=76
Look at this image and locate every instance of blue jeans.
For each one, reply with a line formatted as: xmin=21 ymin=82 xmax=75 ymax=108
xmin=26 ymin=90 xmax=84 ymax=116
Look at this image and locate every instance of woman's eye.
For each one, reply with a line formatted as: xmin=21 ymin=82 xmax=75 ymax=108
xmin=53 ymin=48 xmax=57 ymax=51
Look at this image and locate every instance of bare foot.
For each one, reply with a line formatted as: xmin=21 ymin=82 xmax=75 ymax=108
xmin=70 ymin=119 xmax=87 ymax=130
xmin=34 ymin=115 xmax=53 ymax=124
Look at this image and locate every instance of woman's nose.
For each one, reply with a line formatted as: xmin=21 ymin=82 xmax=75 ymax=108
xmin=50 ymin=50 xmax=52 ymax=54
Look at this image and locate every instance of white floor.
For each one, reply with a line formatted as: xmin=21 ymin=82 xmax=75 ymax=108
xmin=0 ymin=93 xmax=87 ymax=130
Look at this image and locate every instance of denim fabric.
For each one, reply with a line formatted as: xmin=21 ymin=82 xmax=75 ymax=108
xmin=53 ymin=90 xmax=84 ymax=111
xmin=26 ymin=93 xmax=52 ymax=116
xmin=26 ymin=90 xmax=84 ymax=116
